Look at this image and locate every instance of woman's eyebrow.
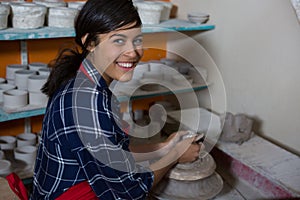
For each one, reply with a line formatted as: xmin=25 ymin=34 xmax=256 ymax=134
xmin=110 ymin=34 xmax=127 ymax=39
xmin=109 ymin=33 xmax=143 ymax=39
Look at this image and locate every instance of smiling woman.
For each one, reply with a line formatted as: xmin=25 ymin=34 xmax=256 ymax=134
xmin=29 ymin=0 xmax=202 ymax=199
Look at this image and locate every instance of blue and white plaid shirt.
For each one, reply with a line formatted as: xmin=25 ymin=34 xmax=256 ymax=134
xmin=31 ymin=59 xmax=154 ymax=199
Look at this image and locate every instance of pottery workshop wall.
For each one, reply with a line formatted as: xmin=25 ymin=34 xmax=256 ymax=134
xmin=170 ymin=0 xmax=300 ymax=155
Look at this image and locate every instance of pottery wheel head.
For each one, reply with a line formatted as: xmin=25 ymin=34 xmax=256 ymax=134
xmin=167 ymin=151 xmax=216 ymax=181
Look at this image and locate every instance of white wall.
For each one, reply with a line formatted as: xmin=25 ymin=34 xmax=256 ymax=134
xmin=170 ymin=0 xmax=300 ymax=155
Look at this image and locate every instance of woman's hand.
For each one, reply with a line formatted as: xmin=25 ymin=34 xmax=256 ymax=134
xmin=173 ymin=134 xmax=201 ymax=164
xmin=163 ymin=131 xmax=190 ymax=149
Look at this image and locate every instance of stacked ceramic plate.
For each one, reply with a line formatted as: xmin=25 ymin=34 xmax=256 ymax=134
xmin=187 ymin=12 xmax=209 ymax=24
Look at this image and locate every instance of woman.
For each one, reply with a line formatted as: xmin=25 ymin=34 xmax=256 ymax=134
xmin=31 ymin=0 xmax=201 ymax=199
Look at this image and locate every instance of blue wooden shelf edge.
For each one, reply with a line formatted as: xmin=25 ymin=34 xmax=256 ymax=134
xmin=0 ymin=19 xmax=215 ymax=40
xmin=0 ymin=84 xmax=208 ymax=122
xmin=0 ymin=107 xmax=46 ymax=122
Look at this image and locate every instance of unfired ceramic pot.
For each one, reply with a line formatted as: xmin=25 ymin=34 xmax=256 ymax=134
xmin=48 ymin=7 xmax=78 ymax=28
xmin=135 ymin=2 xmax=163 ymax=24
xmin=10 ymin=3 xmax=47 ymax=29
xmin=0 ymin=4 xmax=10 ymax=29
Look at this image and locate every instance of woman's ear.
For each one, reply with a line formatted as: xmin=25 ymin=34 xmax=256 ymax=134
xmin=81 ymin=34 xmax=96 ymax=52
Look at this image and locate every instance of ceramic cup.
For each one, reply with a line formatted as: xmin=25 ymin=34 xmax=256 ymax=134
xmin=0 ymin=136 xmax=17 ymax=150
xmin=28 ymin=62 xmax=48 ymax=72
xmin=0 ymin=83 xmax=16 ymax=102
xmin=29 ymin=92 xmax=48 ymax=107
xmin=3 ymin=89 xmax=28 ymax=109
xmin=6 ymin=64 xmax=27 ymax=84
xmin=0 ymin=160 xmax=12 ymax=176
xmin=16 ymin=132 xmax=37 ymax=147
xmin=27 ymin=75 xmax=48 ymax=92
xmin=14 ymin=69 xmax=36 ymax=90
xmin=14 ymin=145 xmax=37 ymax=165
xmin=38 ymin=67 xmax=51 ymax=76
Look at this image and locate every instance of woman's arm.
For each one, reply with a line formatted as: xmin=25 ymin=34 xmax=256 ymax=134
xmin=129 ymin=131 xmax=188 ymax=162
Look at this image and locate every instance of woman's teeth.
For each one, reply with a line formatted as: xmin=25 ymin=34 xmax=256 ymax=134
xmin=118 ymin=62 xmax=134 ymax=68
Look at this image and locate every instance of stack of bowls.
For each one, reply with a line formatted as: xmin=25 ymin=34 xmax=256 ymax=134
xmin=187 ymin=12 xmax=209 ymax=24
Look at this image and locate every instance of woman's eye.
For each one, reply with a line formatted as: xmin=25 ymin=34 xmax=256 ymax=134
xmin=114 ymin=39 xmax=125 ymax=45
xmin=133 ymin=38 xmax=143 ymax=46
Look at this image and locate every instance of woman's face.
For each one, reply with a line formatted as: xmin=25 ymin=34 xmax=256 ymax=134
xmin=87 ymin=24 xmax=143 ymax=85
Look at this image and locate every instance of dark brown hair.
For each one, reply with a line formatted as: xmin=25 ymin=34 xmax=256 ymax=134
xmin=42 ymin=0 xmax=141 ymax=97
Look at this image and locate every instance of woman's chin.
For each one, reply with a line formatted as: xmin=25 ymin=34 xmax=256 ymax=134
xmin=117 ymin=74 xmax=133 ymax=82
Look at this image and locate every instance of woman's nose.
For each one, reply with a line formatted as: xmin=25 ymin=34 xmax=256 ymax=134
xmin=123 ymin=44 xmax=143 ymax=58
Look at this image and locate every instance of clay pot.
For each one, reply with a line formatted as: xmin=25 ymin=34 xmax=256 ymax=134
xmin=48 ymin=7 xmax=78 ymax=28
xmin=10 ymin=3 xmax=47 ymax=29
xmin=0 ymin=4 xmax=10 ymax=29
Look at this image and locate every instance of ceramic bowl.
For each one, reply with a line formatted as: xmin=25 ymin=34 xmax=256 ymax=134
xmin=16 ymin=133 xmax=37 ymax=147
xmin=187 ymin=12 xmax=209 ymax=18
xmin=188 ymin=16 xmax=209 ymax=24
xmin=27 ymin=75 xmax=48 ymax=92
xmin=0 ymin=160 xmax=12 ymax=176
xmin=29 ymin=91 xmax=48 ymax=106
xmin=0 ymin=83 xmax=16 ymax=102
xmin=0 ymin=136 xmax=17 ymax=150
xmin=3 ymin=89 xmax=28 ymax=109
xmin=14 ymin=145 xmax=37 ymax=165
xmin=14 ymin=69 xmax=37 ymax=90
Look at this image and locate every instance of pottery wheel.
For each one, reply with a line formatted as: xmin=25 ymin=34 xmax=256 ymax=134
xmin=153 ymin=172 xmax=223 ymax=200
xmin=167 ymin=151 xmax=216 ymax=181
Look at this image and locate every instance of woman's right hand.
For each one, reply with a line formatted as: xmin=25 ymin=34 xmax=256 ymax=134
xmin=173 ymin=136 xmax=201 ymax=164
